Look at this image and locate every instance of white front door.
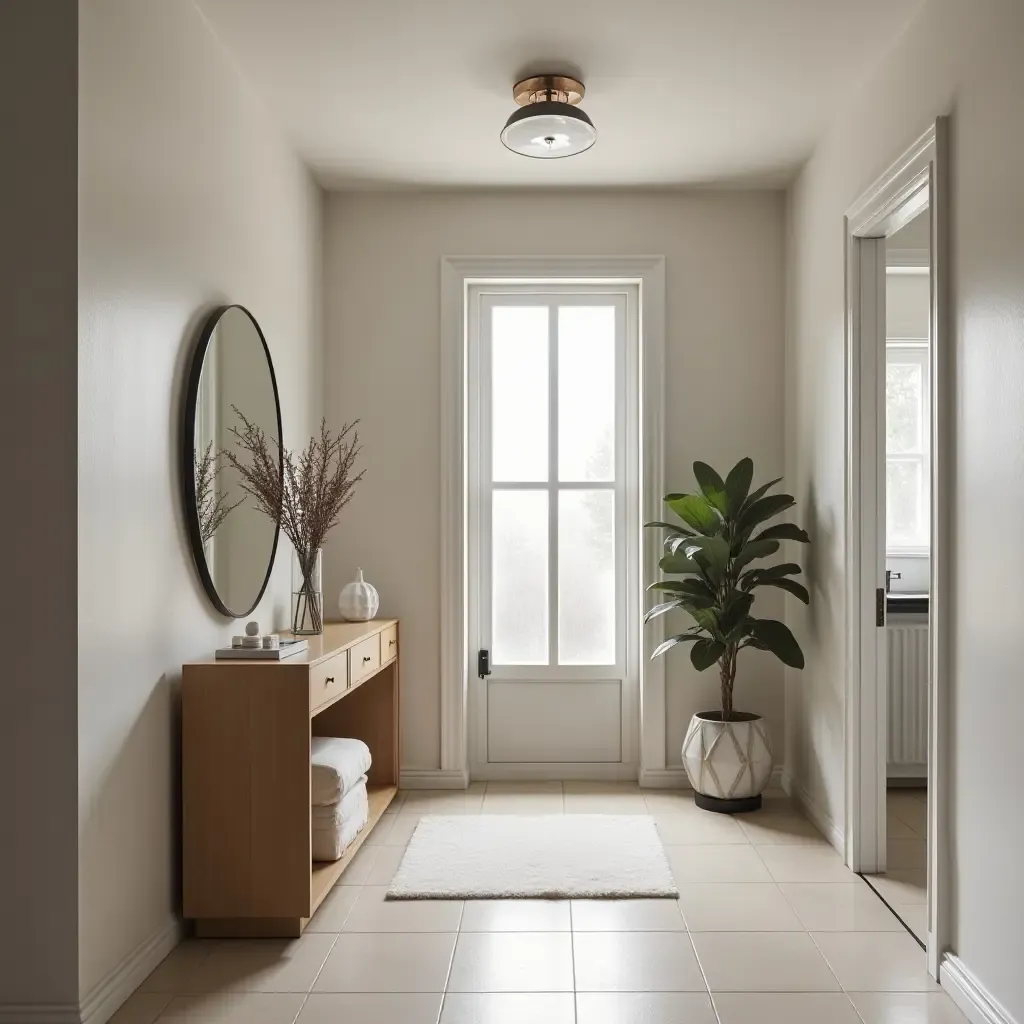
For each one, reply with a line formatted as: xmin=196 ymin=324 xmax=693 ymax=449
xmin=467 ymin=284 xmax=640 ymax=777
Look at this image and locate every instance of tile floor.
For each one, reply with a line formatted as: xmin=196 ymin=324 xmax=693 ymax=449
xmin=863 ymin=787 xmax=929 ymax=943
xmin=114 ymin=783 xmax=965 ymax=1024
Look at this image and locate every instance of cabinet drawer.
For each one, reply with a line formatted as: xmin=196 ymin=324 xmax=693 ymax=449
xmin=351 ymin=634 xmax=381 ymax=684
xmin=310 ymin=650 xmax=349 ymax=711
xmin=381 ymin=624 xmax=398 ymax=663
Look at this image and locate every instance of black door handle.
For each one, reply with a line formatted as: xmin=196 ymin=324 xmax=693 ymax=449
xmin=478 ymin=649 xmax=491 ymax=679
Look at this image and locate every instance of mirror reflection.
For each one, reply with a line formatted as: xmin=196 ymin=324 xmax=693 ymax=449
xmin=185 ymin=305 xmax=281 ymax=617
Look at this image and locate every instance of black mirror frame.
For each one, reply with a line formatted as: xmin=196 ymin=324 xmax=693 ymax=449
xmin=181 ymin=304 xmax=283 ymax=619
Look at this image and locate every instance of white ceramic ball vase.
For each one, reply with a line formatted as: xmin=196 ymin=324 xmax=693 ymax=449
xmin=338 ymin=568 xmax=379 ymax=622
xmin=681 ymin=711 xmax=774 ymax=812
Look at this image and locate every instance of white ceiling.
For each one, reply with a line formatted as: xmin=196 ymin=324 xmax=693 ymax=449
xmin=197 ymin=0 xmax=921 ymax=189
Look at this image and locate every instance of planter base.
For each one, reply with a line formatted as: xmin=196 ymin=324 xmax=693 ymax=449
xmin=694 ymin=791 xmax=762 ymax=814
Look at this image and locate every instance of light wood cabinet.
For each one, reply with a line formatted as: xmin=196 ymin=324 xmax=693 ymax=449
xmin=182 ymin=620 xmax=400 ymax=937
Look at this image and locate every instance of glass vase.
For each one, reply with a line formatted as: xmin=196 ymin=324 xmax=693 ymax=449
xmin=291 ymin=547 xmax=323 ymax=635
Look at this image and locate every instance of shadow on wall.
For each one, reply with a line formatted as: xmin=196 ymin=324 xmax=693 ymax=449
xmin=792 ymin=479 xmax=843 ymax=819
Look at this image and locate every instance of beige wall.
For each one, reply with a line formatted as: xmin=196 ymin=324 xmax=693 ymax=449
xmin=786 ymin=0 xmax=1024 ymax=1016
xmin=324 ymin=191 xmax=788 ymax=772
xmin=0 ymin=4 xmax=80 ymax=1013
xmin=78 ymin=0 xmax=322 ymax=1013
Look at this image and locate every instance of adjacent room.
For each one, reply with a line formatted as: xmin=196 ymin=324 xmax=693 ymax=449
xmin=4 ymin=2 xmax=1024 ymax=1024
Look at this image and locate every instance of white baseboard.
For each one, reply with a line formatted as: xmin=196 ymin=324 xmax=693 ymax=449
xmin=471 ymin=762 xmax=640 ymax=783
xmin=941 ymin=954 xmax=1018 ymax=1024
xmin=399 ymin=768 xmax=469 ymax=790
xmin=781 ymin=772 xmax=845 ymax=852
xmin=79 ymin=915 xmax=183 ymax=1024
xmin=0 ymin=1005 xmax=80 ymax=1023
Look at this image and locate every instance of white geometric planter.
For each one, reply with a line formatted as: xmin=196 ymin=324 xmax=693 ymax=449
xmin=681 ymin=711 xmax=774 ymax=812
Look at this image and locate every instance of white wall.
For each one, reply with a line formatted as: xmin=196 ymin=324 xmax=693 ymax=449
xmin=78 ymin=0 xmax=322 ymax=1014
xmin=324 ymin=191 xmax=788 ymax=772
xmin=785 ymin=0 xmax=1024 ymax=1016
xmin=0 ymin=5 xmax=80 ymax=1013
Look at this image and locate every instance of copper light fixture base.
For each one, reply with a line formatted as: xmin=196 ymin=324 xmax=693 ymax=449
xmin=513 ymin=75 xmax=586 ymax=107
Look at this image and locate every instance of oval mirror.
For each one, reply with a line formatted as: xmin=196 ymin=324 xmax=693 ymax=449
xmin=182 ymin=305 xmax=282 ymax=618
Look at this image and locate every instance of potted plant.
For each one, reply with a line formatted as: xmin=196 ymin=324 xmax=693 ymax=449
xmin=646 ymin=458 xmax=809 ymax=812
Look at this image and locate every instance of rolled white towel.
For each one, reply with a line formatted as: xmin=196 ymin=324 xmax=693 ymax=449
xmin=312 ymin=779 xmax=369 ymax=862
xmin=311 ymin=736 xmax=371 ymax=806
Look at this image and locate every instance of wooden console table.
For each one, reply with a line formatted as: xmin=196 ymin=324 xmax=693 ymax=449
xmin=182 ymin=620 xmax=400 ymax=937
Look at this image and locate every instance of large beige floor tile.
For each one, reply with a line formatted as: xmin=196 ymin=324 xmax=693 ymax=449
xmin=886 ymin=814 xmax=921 ymax=840
xmin=654 ymin=813 xmax=747 ymax=844
xmin=868 ymin=870 xmax=928 ymax=905
xmin=480 ymin=784 xmax=565 ymax=814
xmin=735 ymin=812 xmax=827 ymax=846
xmin=335 ymin=843 xmax=380 ymax=886
xmin=140 ymin=941 xmax=220 ymax=993
xmin=756 ymin=844 xmax=858 ymax=883
xmin=713 ymin=992 xmax=862 ymax=1023
xmin=364 ymin=845 xmax=406 ymax=885
xmin=342 ymin=886 xmax=463 ymax=932
xmin=677 ymin=883 xmax=803 ymax=931
xmin=811 ymin=931 xmax=939 ymax=992
xmin=888 ymin=839 xmax=928 ymax=870
xmin=305 ymin=884 xmax=359 ymax=932
xmin=780 ymin=883 xmax=905 ymax=931
xmin=298 ymin=993 xmax=444 ymax=1024
xmin=446 ymin=932 xmax=574 ymax=992
xmin=899 ymin=903 xmax=928 ymax=942
xmin=401 ymin=789 xmax=485 ymax=814
xmin=849 ymin=991 xmax=969 ymax=1023
xmin=156 ymin=993 xmax=305 ymax=1023
xmin=692 ymin=932 xmax=840 ymax=992
xmin=570 ymin=898 xmax=686 ymax=931
xmin=186 ymin=934 xmax=337 ymax=994
xmin=576 ymin=992 xmax=718 ymax=1024
xmin=666 ymin=844 xmax=773 ymax=882
xmin=360 ymin=812 xmax=397 ymax=846
xmin=109 ymin=992 xmax=170 ymax=1024
xmin=562 ymin=782 xmax=647 ymax=813
xmin=572 ymin=931 xmax=706 ymax=992
xmin=440 ymin=993 xmax=576 ymax=1023
xmin=312 ymin=932 xmax=456 ymax=993
xmin=460 ymin=899 xmax=571 ymax=932
xmin=382 ymin=812 xmax=424 ymax=847
xmin=641 ymin=790 xmax=702 ymax=815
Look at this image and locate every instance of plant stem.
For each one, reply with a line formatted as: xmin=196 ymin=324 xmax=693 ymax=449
xmin=720 ymin=645 xmax=737 ymax=720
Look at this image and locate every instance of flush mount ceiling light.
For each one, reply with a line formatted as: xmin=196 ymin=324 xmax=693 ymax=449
xmin=500 ymin=75 xmax=596 ymax=159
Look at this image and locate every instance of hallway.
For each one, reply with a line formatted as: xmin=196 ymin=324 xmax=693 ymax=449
xmin=116 ymin=784 xmax=966 ymax=1024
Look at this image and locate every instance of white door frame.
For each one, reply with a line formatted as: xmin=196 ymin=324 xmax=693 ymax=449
xmin=439 ymin=256 xmax=666 ymax=786
xmin=844 ymin=118 xmax=950 ymax=976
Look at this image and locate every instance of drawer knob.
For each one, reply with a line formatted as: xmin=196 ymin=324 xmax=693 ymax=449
xmin=363 ymin=655 xmax=371 ymax=662
xmin=389 ymin=639 xmax=396 ymax=647
xmin=325 ymin=676 xmax=334 ymax=686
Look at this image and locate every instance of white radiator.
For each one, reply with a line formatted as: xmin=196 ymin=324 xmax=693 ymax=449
xmin=887 ymin=620 xmax=929 ymax=776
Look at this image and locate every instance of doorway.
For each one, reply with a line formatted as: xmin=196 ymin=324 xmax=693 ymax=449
xmin=844 ymin=119 xmax=950 ymax=976
xmin=465 ymin=283 xmax=641 ymax=777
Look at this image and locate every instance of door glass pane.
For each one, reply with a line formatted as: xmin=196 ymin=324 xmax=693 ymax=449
xmin=559 ymin=306 xmax=616 ymax=481
xmin=558 ymin=490 xmax=616 ymax=665
xmin=886 ymin=361 xmax=922 ymax=453
xmin=492 ymin=306 xmax=548 ymax=482
xmin=492 ymin=490 xmax=549 ymax=664
xmin=887 ymin=458 xmax=924 ymax=546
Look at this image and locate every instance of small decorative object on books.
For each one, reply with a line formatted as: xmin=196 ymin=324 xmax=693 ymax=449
xmin=224 ymin=415 xmax=364 ymax=636
xmin=338 ymin=568 xmax=379 ymax=622
xmin=645 ymin=458 xmax=810 ymax=813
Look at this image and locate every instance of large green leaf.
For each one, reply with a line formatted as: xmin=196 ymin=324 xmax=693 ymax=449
xmin=659 ymin=552 xmax=704 ymax=575
xmin=647 ymin=577 xmax=716 ymax=599
xmin=724 ymin=457 xmax=754 ymax=514
xmin=718 ymin=592 xmax=754 ymax=634
xmin=645 ymin=520 xmax=697 ymax=538
xmin=759 ymin=577 xmax=811 ymax=604
xmin=752 ymin=522 xmax=810 ymax=544
xmin=691 ymin=638 xmax=726 ymax=671
xmin=693 ymin=462 xmax=728 ymax=513
xmin=688 ymin=606 xmax=720 ymax=634
xmin=732 ymin=538 xmax=780 ymax=570
xmin=740 ymin=476 xmax=783 ymax=512
xmin=651 ymin=632 xmax=702 ymax=659
xmin=750 ymin=618 xmax=805 ymax=668
xmin=737 ymin=493 xmax=796 ymax=535
xmin=686 ymin=535 xmax=731 ymax=580
xmin=665 ymin=494 xmax=722 ymax=535
xmin=757 ymin=563 xmax=803 ymax=580
xmin=644 ymin=599 xmax=684 ymax=624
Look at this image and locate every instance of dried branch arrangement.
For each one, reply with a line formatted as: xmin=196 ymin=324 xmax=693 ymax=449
xmin=194 ymin=441 xmax=243 ymax=544
xmin=224 ymin=408 xmax=364 ymax=633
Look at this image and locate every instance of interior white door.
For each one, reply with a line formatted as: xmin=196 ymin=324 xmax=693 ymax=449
xmin=467 ymin=286 xmax=639 ymax=775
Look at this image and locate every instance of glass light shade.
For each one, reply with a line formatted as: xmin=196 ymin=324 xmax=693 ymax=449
xmin=500 ymin=100 xmax=597 ymax=159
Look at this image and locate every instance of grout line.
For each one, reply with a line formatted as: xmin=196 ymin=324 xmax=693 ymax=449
xmin=858 ymin=873 xmax=927 ymax=950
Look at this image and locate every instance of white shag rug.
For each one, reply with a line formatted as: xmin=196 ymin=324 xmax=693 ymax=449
xmin=386 ymin=814 xmax=678 ymax=900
